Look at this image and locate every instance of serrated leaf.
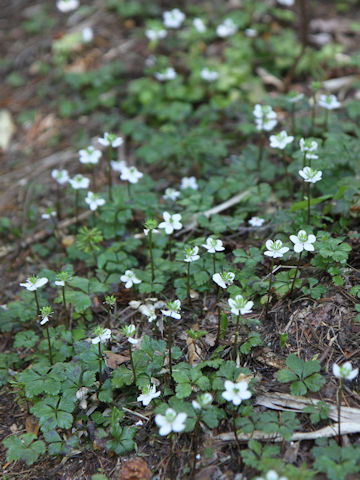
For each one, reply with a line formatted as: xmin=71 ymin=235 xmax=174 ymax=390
xmin=276 ymin=368 xmax=298 ymax=383
xmin=290 ymin=380 xmax=307 ymax=396
xmin=286 ymin=354 xmax=304 ymax=376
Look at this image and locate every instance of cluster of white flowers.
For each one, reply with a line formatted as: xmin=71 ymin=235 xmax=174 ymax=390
xmin=333 ymin=361 xmax=358 ymax=380
xmin=163 ymin=9 xmax=185 ymax=29
xmin=299 ymin=167 xmax=322 ymax=184
xmin=98 ymin=132 xmax=123 ymax=148
xmin=85 ymin=192 xmax=105 ymax=211
xmin=20 ymin=276 xmax=48 ymax=291
xmin=161 ymin=299 xmax=181 ymax=319
xmin=228 ymin=295 xmax=253 ymax=316
xmin=248 ymin=217 xmax=265 ymax=227
xmin=300 ymin=138 xmax=318 ymax=160
xmin=200 ymin=68 xmax=219 ymax=82
xmin=184 ymin=246 xmax=200 ymax=263
xmin=137 ymin=384 xmax=161 ymax=406
xmin=130 ymin=298 xmax=165 ymax=323
xmin=163 ymin=187 xmax=180 ymax=201
xmin=212 ymin=271 xmax=235 ymax=289
xmin=222 ymin=380 xmax=251 ymax=405
xmin=155 ymin=408 xmax=187 ymax=435
xmin=145 ymin=28 xmax=167 ymax=41
xmin=155 ymin=67 xmax=177 ymax=81
xmin=181 ymin=176 xmax=198 ymax=190
xmin=202 ymin=237 xmax=224 ymax=253
xmin=122 ymin=324 xmax=139 ymax=345
xmin=253 ymin=104 xmax=278 ymax=132
xmin=68 ymin=174 xmax=90 ymax=190
xmin=264 ymin=230 xmax=317 ymax=259
xmin=52 ymin=169 xmax=69 ymax=185
xmin=193 ymin=18 xmax=206 ymax=33
xmin=79 ymin=146 xmax=102 ymax=165
xmin=216 ymin=18 xmax=237 ymax=38
xmin=91 ymin=327 xmax=111 ymax=345
xmin=57 ymin=0 xmax=79 ymax=13
xmin=318 ymin=94 xmax=341 ymax=110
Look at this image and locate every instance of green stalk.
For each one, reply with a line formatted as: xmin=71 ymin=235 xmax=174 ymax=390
xmin=98 ymin=342 xmax=103 ymax=387
xmin=282 ymin=149 xmax=291 ymax=196
xmin=186 ymin=262 xmax=191 ymax=301
xmin=190 ymin=416 xmax=201 ymax=480
xmin=257 ymin=131 xmax=265 ymax=174
xmin=323 ymin=109 xmax=329 ymax=134
xmin=75 ymin=189 xmax=79 ymax=226
xmin=212 ymin=255 xmax=216 ymax=275
xmin=301 ymin=152 xmax=307 ymax=200
xmin=148 ymin=230 xmax=155 ymax=283
xmin=289 ymin=251 xmax=303 ymax=296
xmin=33 ymin=290 xmax=41 ymax=317
xmin=233 ymin=314 xmax=241 ymax=360
xmin=61 ymin=286 xmax=69 ymax=329
xmin=215 ymin=287 xmax=222 ymax=347
xmin=107 ymin=146 xmax=113 ymax=201
xmin=45 ymin=325 xmax=53 ymax=366
xmin=307 ymin=182 xmax=311 ymax=225
xmin=265 ymin=258 xmax=274 ymax=319
xmin=337 ymin=379 xmax=344 ymax=445
xmin=290 ymin=103 xmax=296 ymax=135
xmin=128 ymin=342 xmax=137 ymax=385
xmin=167 ymin=316 xmax=173 ymax=382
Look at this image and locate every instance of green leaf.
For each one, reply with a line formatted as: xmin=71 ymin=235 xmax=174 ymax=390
xmin=286 ymin=354 xmax=304 ymax=376
xmin=3 ymin=433 xmax=46 ymax=465
xmin=276 ymin=369 xmax=298 ymax=383
xmin=112 ymin=366 xmax=133 ymax=389
xmin=290 ymin=380 xmax=307 ymax=396
xmin=304 ymin=373 xmax=326 ymax=393
xmin=175 ymin=382 xmax=192 ymax=399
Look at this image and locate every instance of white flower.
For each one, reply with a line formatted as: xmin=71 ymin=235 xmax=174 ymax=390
xmin=20 ymin=276 xmax=48 ymax=291
xmin=253 ymin=104 xmax=278 ymax=132
xmin=56 ymin=0 xmax=79 ymax=13
xmin=318 ymin=94 xmax=341 ymax=110
xmin=82 ymin=27 xmax=94 ymax=43
xmin=154 ymin=67 xmax=177 ymax=81
xmin=163 ymin=188 xmax=180 ymax=201
xmin=222 ymin=380 xmax=252 ymax=406
xmin=158 ymin=212 xmax=182 ymax=235
xmin=212 ymin=272 xmax=235 ymax=289
xmin=41 ymin=209 xmax=56 ymax=220
xmin=161 ymin=299 xmax=181 ymax=319
xmin=255 ymin=471 xmax=288 ymax=480
xmin=163 ymin=9 xmax=185 ymax=29
xmin=269 ymin=130 xmax=294 ymax=150
xmin=40 ymin=307 xmax=53 ymax=325
xmin=98 ymin=132 xmax=123 ymax=148
xmin=298 ymin=167 xmax=322 ymax=183
xmin=68 ymin=174 xmax=90 ymax=190
xmin=249 ymin=217 xmax=265 ymax=227
xmin=184 ymin=246 xmax=200 ymax=263
xmin=216 ymin=18 xmax=237 ymax=38
xmin=55 ymin=280 xmax=65 ymax=287
xmin=79 ymin=146 xmax=102 ymax=165
xmin=200 ymin=68 xmax=219 ymax=82
xmin=192 ymin=393 xmax=212 ymax=410
xmin=122 ymin=324 xmax=138 ymax=344
xmin=137 ymin=384 xmax=161 ymax=406
xmin=333 ymin=362 xmax=358 ymax=381
xmin=111 ymin=160 xmax=127 ymax=172
xmin=289 ymin=230 xmax=316 ymax=253
xmin=155 ymin=408 xmax=187 ymax=436
xmin=228 ymin=295 xmax=253 ymax=316
xmin=92 ymin=327 xmax=111 ymax=344
xmin=264 ymin=239 xmax=289 ymax=258
xmin=76 ymin=387 xmax=89 ymax=409
xmin=202 ymin=237 xmax=224 ymax=253
xmin=145 ymin=29 xmax=167 ymax=41
xmin=85 ymin=191 xmax=105 ymax=211
xmin=139 ymin=304 xmax=157 ymax=322
xmin=120 ymin=270 xmax=141 ymax=289
xmin=277 ymin=0 xmax=294 ymax=6
xmin=120 ymin=166 xmax=143 ymax=184
xmin=299 ymin=138 xmax=318 ymax=160
xmin=288 ymin=91 xmax=304 ymax=103
xmin=51 ymin=169 xmax=69 ymax=185
xmin=180 ymin=176 xmax=198 ymax=190
xmin=245 ymin=28 xmax=257 ymax=38
xmin=193 ymin=18 xmax=206 ymax=33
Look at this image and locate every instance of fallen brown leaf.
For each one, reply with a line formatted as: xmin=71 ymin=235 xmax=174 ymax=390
xmin=103 ymin=351 xmax=129 ymax=369
xmin=25 ymin=415 xmax=39 ymax=435
xmin=117 ymin=457 xmax=152 ymax=480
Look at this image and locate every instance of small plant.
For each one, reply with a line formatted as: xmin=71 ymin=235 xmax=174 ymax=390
xmin=276 ymin=354 xmax=325 ymax=395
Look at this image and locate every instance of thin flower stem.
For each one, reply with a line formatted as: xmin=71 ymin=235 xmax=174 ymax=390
xmin=265 ymin=258 xmax=274 ymax=319
xmin=98 ymin=343 xmax=103 ymax=387
xmin=233 ymin=314 xmax=241 ymax=360
xmin=169 ymin=434 xmax=175 ymax=480
xmin=310 ymin=93 xmax=316 ymax=134
xmin=282 ymin=150 xmax=291 ymax=196
xmin=107 ymin=146 xmax=113 ymax=201
xmin=289 ymin=251 xmax=303 ymax=296
xmin=148 ymin=231 xmax=155 ymax=283
xmin=257 ymin=132 xmax=265 ymax=174
xmin=233 ymin=405 xmax=242 ymax=453
xmin=167 ymin=316 xmax=173 ymax=382
xmin=337 ymin=379 xmax=344 ymax=445
xmin=307 ymin=182 xmax=311 ymax=225
xmin=75 ymin=189 xmax=79 ymax=226
xmin=212 ymin=255 xmax=216 ymax=275
xmin=33 ymin=290 xmax=41 ymax=317
xmin=190 ymin=417 xmax=201 ymax=480
xmin=62 ymin=286 xmax=69 ymax=329
xmin=128 ymin=342 xmax=137 ymax=385
xmin=290 ymin=103 xmax=296 ymax=135
xmin=324 ymin=109 xmax=329 ymax=134
xmin=45 ymin=325 xmax=53 ymax=366
xmin=215 ymin=287 xmax=222 ymax=347
xmin=55 ymin=183 xmax=61 ymax=220
xmin=127 ymin=182 xmax=131 ymax=200
xmin=187 ymin=262 xmax=191 ymax=301
xmin=301 ymin=152 xmax=307 ymax=200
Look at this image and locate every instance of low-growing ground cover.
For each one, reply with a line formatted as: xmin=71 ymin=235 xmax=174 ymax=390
xmin=1 ymin=0 xmax=360 ymax=479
